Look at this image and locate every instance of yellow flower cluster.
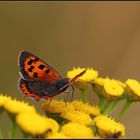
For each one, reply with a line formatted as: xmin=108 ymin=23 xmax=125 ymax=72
xmin=67 ymin=67 xmax=140 ymax=102
xmin=1 ymin=66 xmax=139 ymax=138
xmin=67 ymin=67 xmax=98 ymax=90
xmin=0 ymin=94 xmax=59 ymax=138
xmin=42 ymin=100 xmax=99 ymax=138
xmin=66 ymin=68 xmax=126 ymax=101
xmin=67 ymin=67 xmax=98 ymax=83
xmin=42 ymin=99 xmax=100 ymax=126
xmin=42 ymin=99 xmax=125 ymax=138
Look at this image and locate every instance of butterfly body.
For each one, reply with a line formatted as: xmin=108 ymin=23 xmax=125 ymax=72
xmin=18 ymin=51 xmax=86 ymax=101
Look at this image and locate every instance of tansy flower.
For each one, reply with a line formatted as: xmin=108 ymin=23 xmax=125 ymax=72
xmin=61 ymin=122 xmax=94 ymax=138
xmin=103 ymin=80 xmax=124 ymax=100
xmin=61 ymin=110 xmax=93 ymax=125
xmin=94 ymin=115 xmax=125 ymax=138
xmin=16 ymin=112 xmax=59 ymax=137
xmin=47 ymin=132 xmax=70 ymax=139
xmin=4 ymin=99 xmax=36 ymax=115
xmin=0 ymin=94 xmax=11 ymax=112
xmin=92 ymin=77 xmax=111 ymax=96
xmin=125 ymin=79 xmax=140 ymax=101
xmin=71 ymin=100 xmax=100 ymax=118
xmin=0 ymin=94 xmax=12 ymax=106
xmin=94 ymin=77 xmax=111 ymax=87
xmin=93 ymin=78 xmax=124 ymax=100
xmin=67 ymin=67 xmax=98 ymax=82
xmin=42 ymin=99 xmax=74 ymax=114
xmin=67 ymin=67 xmax=98 ymax=90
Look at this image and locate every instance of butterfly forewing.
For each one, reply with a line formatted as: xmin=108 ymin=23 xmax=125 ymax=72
xmin=18 ymin=51 xmax=62 ymax=83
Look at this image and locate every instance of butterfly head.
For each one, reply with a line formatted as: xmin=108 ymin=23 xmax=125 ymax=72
xmin=57 ymin=70 xmax=87 ymax=92
xmin=56 ymin=78 xmax=69 ymax=92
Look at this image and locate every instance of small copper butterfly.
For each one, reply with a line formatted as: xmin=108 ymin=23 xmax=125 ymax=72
xmin=18 ymin=51 xmax=86 ymax=101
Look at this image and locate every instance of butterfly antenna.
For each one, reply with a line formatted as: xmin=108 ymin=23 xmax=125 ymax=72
xmin=69 ymin=69 xmax=87 ymax=84
xmin=78 ymin=79 xmax=95 ymax=85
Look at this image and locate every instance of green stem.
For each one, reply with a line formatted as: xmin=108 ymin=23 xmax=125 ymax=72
xmin=10 ymin=118 xmax=17 ymax=138
xmin=100 ymin=98 xmax=109 ymax=113
xmin=23 ymin=133 xmax=29 ymax=138
xmin=99 ymin=96 xmax=105 ymax=110
xmin=0 ymin=128 xmax=3 ymax=139
xmin=117 ymin=100 xmax=132 ymax=122
xmin=80 ymin=89 xmax=88 ymax=103
xmin=103 ymin=100 xmax=117 ymax=115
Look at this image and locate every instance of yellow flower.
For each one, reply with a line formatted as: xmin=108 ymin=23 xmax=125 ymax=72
xmin=61 ymin=110 xmax=93 ymax=125
xmin=67 ymin=67 xmax=98 ymax=82
xmin=61 ymin=122 xmax=94 ymax=138
xmin=104 ymin=80 xmax=124 ymax=99
xmin=67 ymin=67 xmax=98 ymax=90
xmin=16 ymin=112 xmax=59 ymax=137
xmin=0 ymin=94 xmax=11 ymax=107
xmin=0 ymin=94 xmax=11 ymax=113
xmin=47 ymin=132 xmax=70 ymax=139
xmin=94 ymin=115 xmax=125 ymax=138
xmin=94 ymin=77 xmax=111 ymax=86
xmin=71 ymin=100 xmax=100 ymax=118
xmin=4 ymin=99 xmax=36 ymax=115
xmin=42 ymin=99 xmax=74 ymax=114
xmin=92 ymin=77 xmax=111 ymax=96
xmin=93 ymin=78 xmax=124 ymax=99
xmin=125 ymin=79 xmax=140 ymax=101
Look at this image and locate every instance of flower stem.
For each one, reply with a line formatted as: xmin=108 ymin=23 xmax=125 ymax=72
xmin=100 ymin=97 xmax=109 ymax=113
xmin=0 ymin=128 xmax=3 ymax=139
xmin=80 ymin=89 xmax=88 ymax=103
xmin=117 ymin=100 xmax=132 ymax=122
xmin=103 ymin=100 xmax=117 ymax=115
xmin=23 ymin=133 xmax=29 ymax=138
xmin=99 ymin=96 xmax=105 ymax=110
xmin=10 ymin=118 xmax=17 ymax=138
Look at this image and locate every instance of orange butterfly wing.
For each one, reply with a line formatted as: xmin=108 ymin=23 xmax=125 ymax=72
xmin=18 ymin=51 xmax=62 ymax=83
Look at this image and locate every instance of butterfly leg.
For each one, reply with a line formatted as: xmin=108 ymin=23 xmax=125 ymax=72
xmin=44 ymin=97 xmax=52 ymax=107
xmin=70 ymin=85 xmax=74 ymax=102
xmin=64 ymin=85 xmax=74 ymax=105
xmin=64 ymin=91 xmax=71 ymax=106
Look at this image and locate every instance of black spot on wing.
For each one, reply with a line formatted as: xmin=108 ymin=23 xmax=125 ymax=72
xmin=27 ymin=59 xmax=34 ymax=65
xmin=28 ymin=68 xmax=32 ymax=72
xmin=33 ymin=58 xmax=39 ymax=63
xmin=33 ymin=72 xmax=38 ymax=78
xmin=38 ymin=64 xmax=45 ymax=70
xmin=18 ymin=51 xmax=40 ymax=81
xmin=45 ymin=69 xmax=50 ymax=74
xmin=27 ymin=66 xmax=34 ymax=72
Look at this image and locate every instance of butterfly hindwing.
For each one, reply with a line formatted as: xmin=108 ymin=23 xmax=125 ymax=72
xmin=18 ymin=78 xmax=65 ymax=100
xmin=18 ymin=51 xmax=62 ymax=83
xmin=18 ymin=78 xmax=41 ymax=101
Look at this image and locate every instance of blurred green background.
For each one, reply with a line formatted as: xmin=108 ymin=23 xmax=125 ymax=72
xmin=0 ymin=1 xmax=140 ymax=138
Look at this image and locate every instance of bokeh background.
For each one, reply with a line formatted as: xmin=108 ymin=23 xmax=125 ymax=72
xmin=0 ymin=1 xmax=140 ymax=138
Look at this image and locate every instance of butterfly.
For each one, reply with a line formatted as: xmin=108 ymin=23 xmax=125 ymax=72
xmin=18 ymin=51 xmax=86 ymax=101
